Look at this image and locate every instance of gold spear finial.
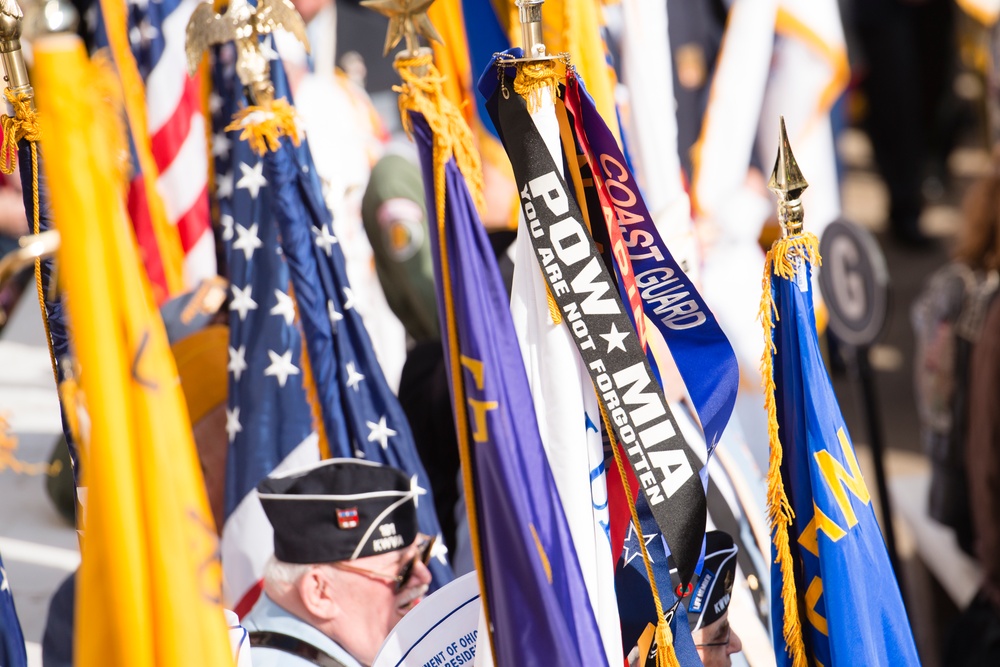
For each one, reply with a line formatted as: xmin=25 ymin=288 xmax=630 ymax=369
xmin=0 ymin=0 xmax=32 ymax=105
xmin=767 ymin=116 xmax=809 ymax=237
xmin=361 ymin=0 xmax=441 ymax=58
xmin=185 ymin=0 xmax=309 ymax=106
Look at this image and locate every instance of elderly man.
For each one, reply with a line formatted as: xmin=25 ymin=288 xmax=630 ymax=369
xmin=243 ymin=459 xmax=434 ymax=667
xmin=687 ymin=531 xmax=744 ymax=667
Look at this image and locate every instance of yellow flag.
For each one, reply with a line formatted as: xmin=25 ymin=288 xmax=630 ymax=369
xmin=33 ymin=35 xmax=232 ymax=667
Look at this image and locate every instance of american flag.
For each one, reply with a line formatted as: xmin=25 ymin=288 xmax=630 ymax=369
xmin=254 ymin=56 xmax=455 ymax=593
xmin=210 ymin=40 xmax=319 ymax=616
xmin=91 ymin=0 xmax=216 ymax=301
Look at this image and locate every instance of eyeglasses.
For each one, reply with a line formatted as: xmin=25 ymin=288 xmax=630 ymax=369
xmin=695 ymin=625 xmax=731 ymax=649
xmin=332 ymin=535 xmax=435 ymax=593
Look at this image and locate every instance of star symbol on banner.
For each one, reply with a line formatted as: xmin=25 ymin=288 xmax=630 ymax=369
xmin=366 ymin=416 xmax=397 ymax=450
xmin=410 ymin=474 xmax=427 ymax=508
xmin=233 ymin=223 xmax=263 ymax=261
xmin=345 ymin=362 xmax=365 ymax=391
xmin=228 ymin=345 xmax=248 ymax=381
xmin=236 ymin=161 xmax=267 ymax=199
xmin=431 ymin=537 xmax=449 ymax=565
xmin=342 ymin=287 xmax=355 ymax=311
xmin=129 ymin=19 xmax=159 ymax=47
xmin=212 ymin=131 xmax=232 ymax=158
xmin=270 ymin=289 xmax=296 ymax=326
xmin=208 ymin=91 xmax=223 ymax=115
xmin=216 ymin=170 xmax=234 ymax=199
xmin=230 ymin=284 xmax=258 ymax=321
xmin=259 ymin=35 xmax=279 ymax=61
xmin=313 ymin=224 xmax=338 ymax=256
xmin=354 ymin=449 xmax=366 ymax=458
xmin=225 ymin=407 xmax=242 ymax=443
xmin=622 ymin=521 xmax=657 ymax=567
xmin=220 ymin=214 xmax=234 ymax=242
xmin=600 ymin=322 xmax=630 ymax=353
xmin=264 ymin=349 xmax=300 ymax=387
xmin=0 ymin=566 xmax=8 ymax=592
xmin=327 ymin=299 xmax=343 ymax=325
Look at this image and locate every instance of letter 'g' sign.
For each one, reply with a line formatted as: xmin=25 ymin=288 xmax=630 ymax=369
xmin=818 ymin=219 xmax=888 ymax=347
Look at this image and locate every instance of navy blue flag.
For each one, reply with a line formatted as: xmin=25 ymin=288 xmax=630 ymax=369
xmin=209 ymin=41 xmax=318 ymax=614
xmin=762 ymin=233 xmax=919 ymax=666
xmin=0 ymin=552 xmax=28 ymax=667
xmin=409 ymin=111 xmax=607 ymax=666
xmin=253 ymin=58 xmax=453 ymax=591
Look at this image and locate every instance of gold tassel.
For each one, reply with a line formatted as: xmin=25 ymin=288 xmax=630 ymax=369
xmin=545 ymin=280 xmax=562 ymax=324
xmin=0 ymin=89 xmax=41 ymax=175
xmin=655 ymin=618 xmax=682 ymax=667
xmin=226 ymin=98 xmax=302 ymax=157
xmin=758 ymin=232 xmax=820 ymax=667
xmin=394 ymin=51 xmax=486 ymax=217
xmin=513 ymin=60 xmax=561 ymax=115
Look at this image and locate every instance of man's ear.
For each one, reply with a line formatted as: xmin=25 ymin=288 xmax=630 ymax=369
xmin=298 ymin=566 xmax=340 ymax=621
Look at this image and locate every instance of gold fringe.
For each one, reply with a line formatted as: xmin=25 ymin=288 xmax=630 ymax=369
xmin=545 ymin=281 xmax=562 ymax=324
xmin=513 ymin=60 xmax=561 ymax=115
xmin=225 ymin=98 xmax=302 ymax=157
xmin=298 ymin=331 xmax=333 ymax=461
xmin=394 ymin=52 xmax=486 ymax=216
xmin=599 ymin=401 xmax=678 ymax=667
xmin=758 ymin=232 xmax=820 ymax=667
xmin=0 ymin=414 xmax=56 ymax=476
xmin=0 ymin=89 xmax=41 ymax=174
xmin=655 ymin=618 xmax=682 ymax=667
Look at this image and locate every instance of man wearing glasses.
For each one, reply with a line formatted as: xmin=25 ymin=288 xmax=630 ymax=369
xmin=244 ymin=459 xmax=435 ymax=667
xmin=687 ymin=531 xmax=744 ymax=667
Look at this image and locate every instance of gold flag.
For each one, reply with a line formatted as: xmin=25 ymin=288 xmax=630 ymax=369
xmin=33 ymin=34 xmax=232 ymax=667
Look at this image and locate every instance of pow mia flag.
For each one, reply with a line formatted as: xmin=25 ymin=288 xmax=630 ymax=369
xmin=492 ymin=80 xmax=707 ymax=588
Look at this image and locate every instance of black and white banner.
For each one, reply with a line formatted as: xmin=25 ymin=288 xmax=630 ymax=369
xmin=494 ymin=84 xmax=706 ymax=587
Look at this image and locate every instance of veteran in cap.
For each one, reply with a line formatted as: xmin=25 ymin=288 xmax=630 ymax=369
xmin=242 ymin=459 xmax=435 ymax=667
xmin=688 ymin=531 xmax=743 ymax=667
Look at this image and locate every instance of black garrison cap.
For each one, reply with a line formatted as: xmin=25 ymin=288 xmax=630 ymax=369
xmin=257 ymin=459 xmax=418 ymax=563
xmin=687 ymin=530 xmax=739 ymax=632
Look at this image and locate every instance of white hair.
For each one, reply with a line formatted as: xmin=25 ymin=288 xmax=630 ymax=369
xmin=262 ymin=556 xmax=314 ymax=588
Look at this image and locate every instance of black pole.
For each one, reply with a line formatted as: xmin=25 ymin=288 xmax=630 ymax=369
xmin=850 ymin=343 xmax=902 ymax=579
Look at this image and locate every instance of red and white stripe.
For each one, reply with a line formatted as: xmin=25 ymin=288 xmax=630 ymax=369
xmin=148 ymin=0 xmax=216 ymax=286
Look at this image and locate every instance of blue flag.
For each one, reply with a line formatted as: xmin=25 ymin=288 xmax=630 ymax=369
xmin=256 ymin=59 xmax=453 ymax=592
xmin=0 ymin=553 xmax=27 ymax=667
xmin=408 ymin=110 xmax=608 ymax=666
xmin=763 ymin=234 xmax=919 ymax=666
xmin=210 ymin=41 xmax=317 ymax=614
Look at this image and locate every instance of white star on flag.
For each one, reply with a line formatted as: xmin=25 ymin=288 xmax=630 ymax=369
xmin=327 ymin=299 xmax=343 ymax=325
xmin=410 ymin=474 xmax=428 ymax=508
xmin=228 ymin=345 xmax=248 ymax=381
xmin=233 ymin=222 xmax=262 ymax=261
xmin=212 ymin=131 xmax=232 ymax=158
xmin=313 ymin=224 xmax=338 ymax=256
xmin=342 ymin=287 xmax=355 ymax=311
xmin=259 ymin=36 xmax=279 ymax=61
xmin=345 ymin=362 xmax=365 ymax=391
xmin=622 ymin=521 xmax=657 ymax=567
xmin=230 ymin=284 xmax=258 ymax=321
xmin=236 ymin=161 xmax=267 ymax=199
xmin=264 ymin=349 xmax=300 ymax=387
xmin=220 ymin=213 xmax=234 ymax=242
xmin=600 ymin=322 xmax=630 ymax=353
xmin=270 ymin=289 xmax=296 ymax=326
xmin=208 ymin=91 xmax=223 ymax=115
xmin=354 ymin=449 xmax=366 ymax=458
xmin=366 ymin=416 xmax=397 ymax=450
xmin=225 ymin=407 xmax=242 ymax=443
xmin=431 ymin=538 xmax=449 ymax=565
xmin=216 ymin=170 xmax=234 ymax=199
